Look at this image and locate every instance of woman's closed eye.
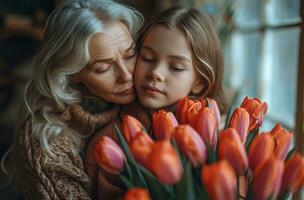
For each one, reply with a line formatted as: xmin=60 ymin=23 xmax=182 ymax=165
xmin=124 ymin=48 xmax=137 ymax=60
xmin=94 ymin=63 xmax=112 ymax=73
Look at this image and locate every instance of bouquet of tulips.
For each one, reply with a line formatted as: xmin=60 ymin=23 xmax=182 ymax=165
xmin=94 ymin=96 xmax=304 ymax=200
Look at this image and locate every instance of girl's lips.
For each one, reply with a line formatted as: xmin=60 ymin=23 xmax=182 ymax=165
xmin=142 ymin=86 xmax=164 ymax=96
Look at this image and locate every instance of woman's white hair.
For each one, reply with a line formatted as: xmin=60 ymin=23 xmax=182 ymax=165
xmin=21 ymin=0 xmax=143 ymax=157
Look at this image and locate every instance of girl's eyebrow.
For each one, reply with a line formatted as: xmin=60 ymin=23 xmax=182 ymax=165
xmin=142 ymin=45 xmax=191 ymax=63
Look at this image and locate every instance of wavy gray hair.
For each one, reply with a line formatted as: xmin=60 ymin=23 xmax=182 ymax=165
xmin=22 ymin=0 xmax=143 ymax=156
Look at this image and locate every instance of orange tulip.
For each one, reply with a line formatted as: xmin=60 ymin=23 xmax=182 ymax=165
xmin=174 ymin=125 xmax=207 ymax=167
xmin=175 ymin=97 xmax=195 ymax=124
xmin=252 ymin=158 xmax=284 ymax=200
xmin=218 ymin=128 xmax=248 ymax=176
xmin=280 ymin=153 xmax=304 ymax=193
xmin=193 ymin=107 xmax=217 ymax=149
xmin=201 ymin=160 xmax=237 ymax=200
xmin=228 ymin=107 xmax=250 ymax=143
xmin=153 ymin=110 xmax=178 ymax=140
xmin=240 ymin=96 xmax=268 ymax=131
xmin=270 ymin=124 xmax=293 ymax=160
xmin=201 ymin=98 xmax=221 ymax=126
xmin=129 ymin=131 xmax=154 ymax=167
xmin=248 ymin=134 xmax=275 ymax=171
xmin=122 ymin=115 xmax=144 ymax=143
xmin=148 ymin=140 xmax=183 ymax=184
xmin=94 ymin=136 xmax=125 ymax=174
xmin=123 ymin=188 xmax=151 ymax=200
xmin=187 ymin=101 xmax=202 ymax=127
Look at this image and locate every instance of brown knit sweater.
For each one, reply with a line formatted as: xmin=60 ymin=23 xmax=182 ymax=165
xmin=11 ymin=103 xmax=119 ymax=200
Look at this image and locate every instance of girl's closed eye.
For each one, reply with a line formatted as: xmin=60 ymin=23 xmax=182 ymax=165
xmin=140 ymin=54 xmax=155 ymax=62
xmin=169 ymin=63 xmax=186 ymax=72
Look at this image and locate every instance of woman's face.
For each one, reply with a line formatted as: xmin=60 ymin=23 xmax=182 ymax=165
xmin=73 ymin=22 xmax=137 ymax=104
xmin=134 ymin=25 xmax=202 ymax=109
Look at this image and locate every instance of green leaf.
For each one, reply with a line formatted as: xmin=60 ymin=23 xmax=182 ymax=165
xmin=224 ymin=106 xmax=233 ymax=129
xmin=285 ymin=147 xmax=296 ymax=162
xmin=277 ymin=191 xmax=290 ymax=200
xmin=114 ymin=124 xmax=148 ymax=188
xmin=138 ymin=165 xmax=173 ymax=200
xmin=120 ymin=174 xmax=134 ymax=188
xmin=175 ymin=162 xmax=196 ymax=200
xmin=245 ymin=128 xmax=259 ymax=152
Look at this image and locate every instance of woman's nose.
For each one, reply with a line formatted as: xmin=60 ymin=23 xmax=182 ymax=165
xmin=117 ymin=59 xmax=134 ymax=82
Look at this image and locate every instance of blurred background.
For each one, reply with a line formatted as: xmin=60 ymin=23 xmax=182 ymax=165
xmin=0 ymin=0 xmax=303 ymax=199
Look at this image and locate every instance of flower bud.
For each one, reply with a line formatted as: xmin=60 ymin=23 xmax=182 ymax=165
xmin=201 ymin=160 xmax=237 ymax=200
xmin=228 ymin=107 xmax=250 ymax=143
xmin=148 ymin=140 xmax=183 ymax=184
xmin=270 ymin=124 xmax=292 ymax=160
xmin=252 ymin=158 xmax=284 ymax=200
xmin=248 ymin=134 xmax=275 ymax=171
xmin=153 ymin=110 xmax=178 ymax=140
xmin=194 ymin=107 xmax=217 ymax=149
xmin=123 ymin=188 xmax=151 ymax=200
xmin=218 ymin=128 xmax=248 ymax=176
xmin=94 ymin=136 xmax=125 ymax=174
xmin=240 ymin=96 xmax=268 ymax=131
xmin=122 ymin=115 xmax=144 ymax=143
xmin=175 ymin=125 xmax=207 ymax=167
xmin=280 ymin=153 xmax=304 ymax=193
xmin=129 ymin=131 xmax=154 ymax=167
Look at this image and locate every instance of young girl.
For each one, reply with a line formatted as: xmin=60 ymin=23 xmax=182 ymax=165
xmin=86 ymin=6 xmax=227 ymax=199
xmin=135 ymin=6 xmax=227 ymax=113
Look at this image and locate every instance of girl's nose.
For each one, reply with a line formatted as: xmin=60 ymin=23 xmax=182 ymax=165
xmin=146 ymin=64 xmax=165 ymax=82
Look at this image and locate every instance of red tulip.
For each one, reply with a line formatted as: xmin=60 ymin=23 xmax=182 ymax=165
xmin=129 ymin=131 xmax=154 ymax=167
xmin=218 ymin=128 xmax=248 ymax=176
xmin=122 ymin=115 xmax=144 ymax=143
xmin=148 ymin=140 xmax=183 ymax=184
xmin=94 ymin=136 xmax=125 ymax=174
xmin=240 ymin=96 xmax=268 ymax=131
xmin=201 ymin=160 xmax=237 ymax=200
xmin=153 ymin=110 xmax=178 ymax=140
xmin=201 ymin=98 xmax=221 ymax=126
xmin=123 ymin=188 xmax=151 ymax=200
xmin=187 ymin=101 xmax=202 ymax=127
xmin=252 ymin=158 xmax=284 ymax=200
xmin=280 ymin=153 xmax=304 ymax=193
xmin=228 ymin=107 xmax=250 ymax=143
xmin=174 ymin=125 xmax=207 ymax=167
xmin=270 ymin=124 xmax=293 ymax=160
xmin=248 ymin=134 xmax=275 ymax=171
xmin=175 ymin=97 xmax=195 ymax=124
xmin=193 ymin=107 xmax=217 ymax=149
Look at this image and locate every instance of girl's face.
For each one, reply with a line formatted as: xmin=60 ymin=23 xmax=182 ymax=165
xmin=135 ymin=25 xmax=202 ymax=109
xmin=73 ymin=22 xmax=137 ymax=104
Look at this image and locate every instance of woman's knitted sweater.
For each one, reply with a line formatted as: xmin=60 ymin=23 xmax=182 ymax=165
xmin=11 ymin=103 xmax=119 ymax=200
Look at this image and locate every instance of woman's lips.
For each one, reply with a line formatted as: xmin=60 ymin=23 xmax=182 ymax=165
xmin=142 ymin=85 xmax=164 ymax=96
xmin=118 ymin=87 xmax=134 ymax=95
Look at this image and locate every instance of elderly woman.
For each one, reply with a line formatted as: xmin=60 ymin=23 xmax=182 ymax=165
xmin=6 ymin=0 xmax=143 ymax=199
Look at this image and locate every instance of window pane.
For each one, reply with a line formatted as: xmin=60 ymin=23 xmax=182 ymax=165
xmin=260 ymin=27 xmax=300 ymax=128
xmin=264 ymin=0 xmax=301 ymax=26
xmin=224 ymin=31 xmax=261 ymax=101
xmin=233 ymin=0 xmax=262 ymax=29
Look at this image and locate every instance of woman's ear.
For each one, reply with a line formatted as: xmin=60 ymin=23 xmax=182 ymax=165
xmin=191 ymin=78 xmax=204 ymax=94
